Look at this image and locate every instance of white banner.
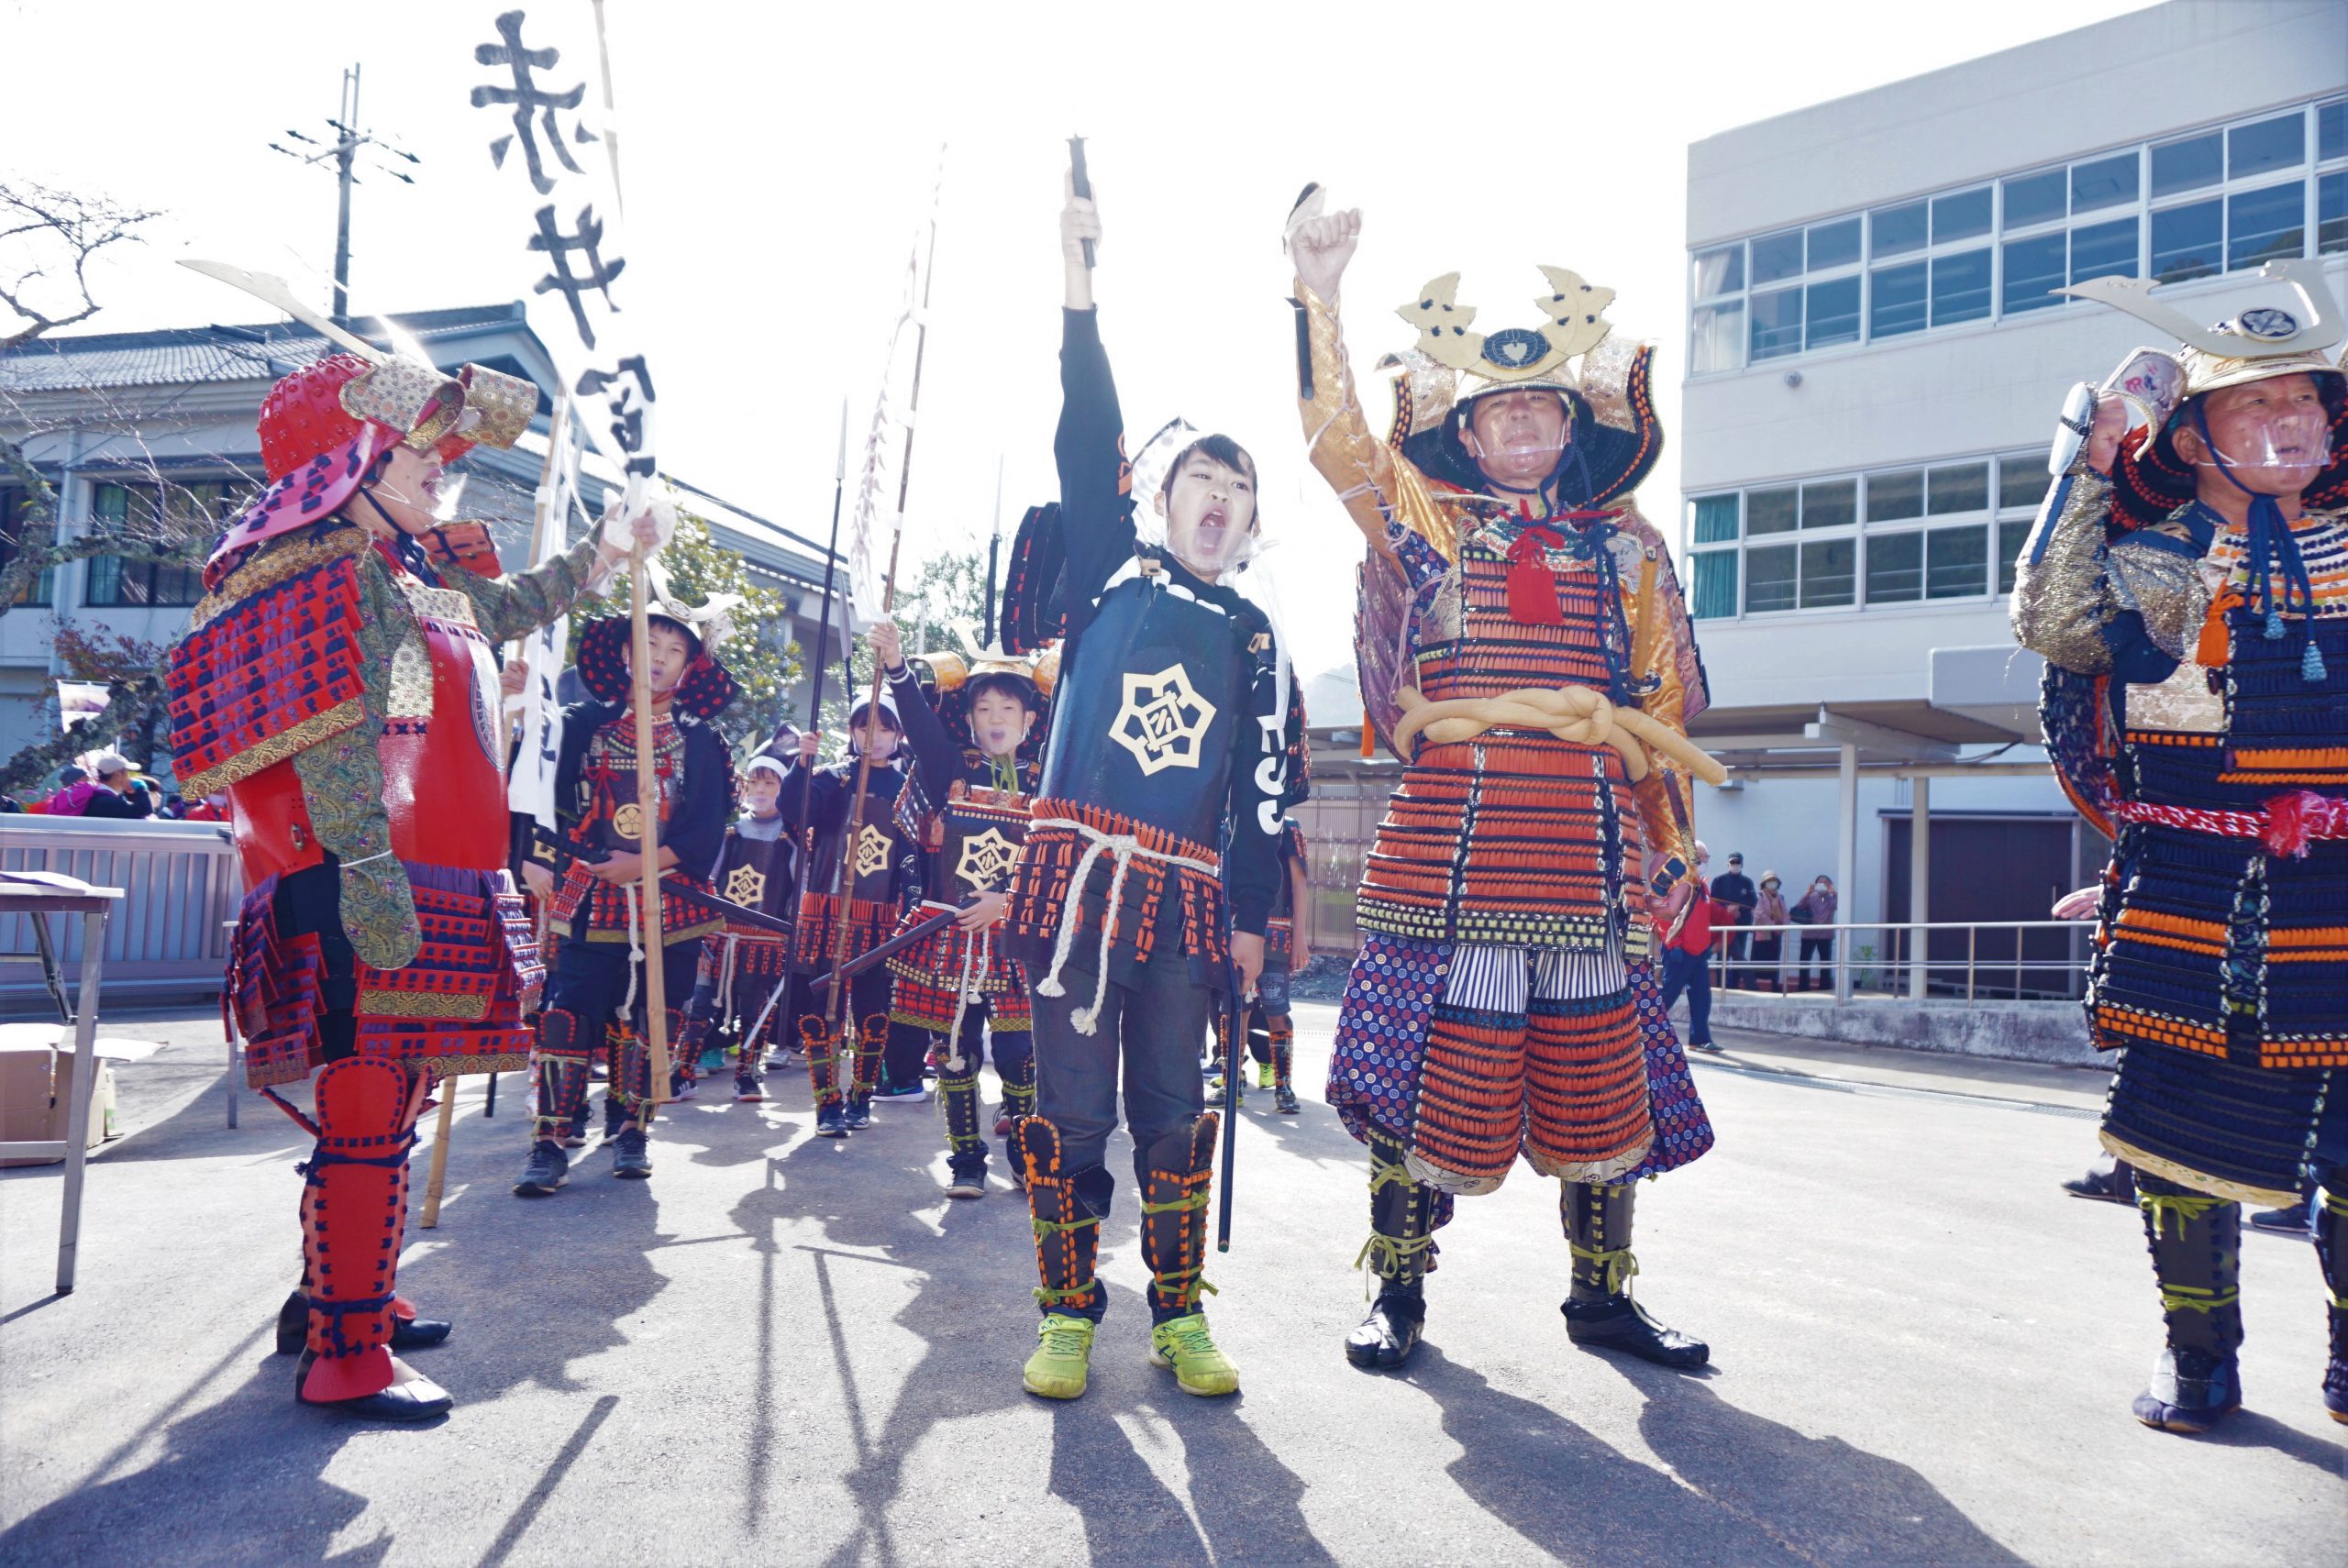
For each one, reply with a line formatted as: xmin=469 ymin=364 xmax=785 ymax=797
xmin=506 ymin=404 xmax=581 ymax=829
xmin=56 ymin=680 xmax=108 ymax=734
xmin=468 ymin=5 xmax=658 ymax=513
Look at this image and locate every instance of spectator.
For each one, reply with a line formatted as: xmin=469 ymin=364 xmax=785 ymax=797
xmin=75 ymin=755 xmax=154 ymax=820
xmin=1657 ymin=844 xmax=1721 ymax=1053
xmin=1791 ymin=874 xmax=1838 ymax=991
xmin=1749 ymin=872 xmax=1788 ymax=992
xmin=1710 ymin=851 xmax=1757 ymax=988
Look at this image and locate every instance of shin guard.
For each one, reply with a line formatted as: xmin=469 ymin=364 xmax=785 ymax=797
xmin=2136 ymin=1176 xmax=2245 ymax=1361
xmin=998 ymin=1043 xmax=1036 ymax=1121
xmin=2318 ymin=1179 xmax=2347 ymax=1420
xmin=1359 ymin=1131 xmax=1437 ymax=1291
xmin=1137 ymin=1115 xmax=1219 ymax=1321
xmin=298 ymin=1058 xmax=426 ymax=1402
xmin=610 ymin=1019 xmax=656 ymax=1121
xmin=531 ymin=1007 xmax=593 ymax=1142
xmin=1020 ymin=1117 xmax=1107 ymax=1320
xmin=938 ymin=1040 xmax=984 ymax=1164
xmin=851 ymin=1012 xmax=888 ymax=1098
xmin=800 ymin=1014 xmax=842 ymax=1104
xmin=1563 ymin=1180 xmax=1640 ymax=1303
xmin=1268 ymin=1014 xmax=1295 ymax=1094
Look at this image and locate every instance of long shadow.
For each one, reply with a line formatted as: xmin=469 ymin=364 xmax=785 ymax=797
xmin=743 ymin=1095 xmax=1333 ymax=1568
xmin=0 ymin=1096 xmax=670 ymax=1566
xmin=1400 ymin=1343 xmax=2026 ymax=1567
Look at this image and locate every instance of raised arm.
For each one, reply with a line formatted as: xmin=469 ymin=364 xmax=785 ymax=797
xmin=1287 ymin=200 xmax=1454 ymax=561
xmin=1055 ymin=185 xmax=1140 ymax=616
xmin=870 ymin=620 xmax=959 ymax=789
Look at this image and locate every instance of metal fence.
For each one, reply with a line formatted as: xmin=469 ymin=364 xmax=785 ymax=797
xmin=0 ymin=816 xmax=238 ymax=1008
xmin=1700 ymin=919 xmax=2088 ymax=1002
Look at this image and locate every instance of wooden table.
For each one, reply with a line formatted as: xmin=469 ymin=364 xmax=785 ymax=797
xmin=0 ymin=869 xmax=124 ymax=1293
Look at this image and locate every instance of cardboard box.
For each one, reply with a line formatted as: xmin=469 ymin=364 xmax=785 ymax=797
xmin=0 ymin=1041 xmax=115 ymax=1166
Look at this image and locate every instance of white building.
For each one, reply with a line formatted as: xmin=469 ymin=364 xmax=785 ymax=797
xmin=0 ymin=303 xmax=846 ymax=774
xmin=1678 ymin=0 xmax=2347 ymax=981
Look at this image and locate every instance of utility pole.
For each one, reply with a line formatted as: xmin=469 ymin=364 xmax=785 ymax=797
xmin=270 ymin=63 xmax=420 ymax=325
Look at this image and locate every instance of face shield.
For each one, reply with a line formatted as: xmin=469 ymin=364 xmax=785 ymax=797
xmin=2187 ymin=398 xmax=2333 ymax=473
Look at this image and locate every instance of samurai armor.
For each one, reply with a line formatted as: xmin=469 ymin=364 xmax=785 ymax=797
xmin=295 ymin=1056 xmax=428 ymax=1402
xmin=1020 ymin=1116 xmax=1110 ymax=1321
xmin=1136 ymin=1115 xmax=1218 ymax=1320
xmin=2100 ymin=1043 xmax=2344 ymax=1209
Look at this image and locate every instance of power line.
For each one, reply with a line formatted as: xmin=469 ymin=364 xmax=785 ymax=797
xmin=267 ymin=63 xmax=423 ymax=325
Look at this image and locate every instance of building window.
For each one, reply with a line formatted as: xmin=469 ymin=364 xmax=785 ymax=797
xmin=0 ymin=489 xmax=57 ymax=607
xmin=1686 ymin=452 xmax=2058 ymax=620
xmin=84 ymin=480 xmax=247 ymax=608
xmin=1689 ymin=95 xmax=2345 ymax=373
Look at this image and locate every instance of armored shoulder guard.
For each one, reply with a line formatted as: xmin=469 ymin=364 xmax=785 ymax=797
xmin=167 ymin=525 xmax=371 ymax=798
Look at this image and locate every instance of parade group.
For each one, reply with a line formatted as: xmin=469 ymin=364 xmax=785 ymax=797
xmin=161 ymin=167 xmax=2345 ymax=1445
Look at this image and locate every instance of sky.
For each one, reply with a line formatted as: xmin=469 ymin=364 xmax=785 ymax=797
xmin=0 ymin=0 xmax=2156 ymax=677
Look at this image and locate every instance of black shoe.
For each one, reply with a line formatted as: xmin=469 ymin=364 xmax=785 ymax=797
xmin=2060 ymin=1165 xmax=2138 ymax=1205
xmin=1345 ymin=1286 xmax=1425 ymax=1371
xmin=514 ymin=1139 xmax=570 ymax=1197
xmin=734 ymin=1074 xmax=765 ymax=1103
xmin=294 ymin=1350 xmax=452 ymax=1421
xmin=1274 ymin=1084 xmax=1301 ymax=1115
xmin=844 ymin=1096 xmax=873 ymax=1131
xmin=2131 ymin=1345 xmax=2242 ymax=1434
xmin=2246 ymin=1204 xmax=2310 ymax=1237
xmin=945 ymin=1157 xmax=988 ymax=1199
xmin=613 ymin=1127 xmax=653 ymax=1179
xmin=1562 ymin=1295 xmax=1711 ymax=1368
xmin=391 ymin=1315 xmax=452 ymax=1351
xmin=816 ymin=1099 xmax=847 ymax=1138
xmin=2324 ymin=1357 xmax=2347 ymax=1425
xmin=1204 ymin=1077 xmax=1233 ymax=1110
xmin=603 ymin=1096 xmax=626 ymax=1142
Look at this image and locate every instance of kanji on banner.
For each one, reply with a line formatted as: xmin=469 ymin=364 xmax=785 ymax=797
xmin=506 ymin=399 xmax=582 ymax=829
xmin=469 ymin=6 xmax=658 ymax=507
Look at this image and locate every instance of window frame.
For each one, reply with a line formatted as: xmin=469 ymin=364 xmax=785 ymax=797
xmin=82 ymin=478 xmax=249 ymax=610
xmin=1688 ymin=94 xmax=2345 ymax=377
xmin=1685 ymin=450 xmax=2052 ymax=622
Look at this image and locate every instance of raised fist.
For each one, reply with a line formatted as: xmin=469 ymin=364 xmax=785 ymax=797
xmin=868 ymin=618 xmax=903 ymax=672
xmin=1288 ymin=193 xmax=1361 ymax=304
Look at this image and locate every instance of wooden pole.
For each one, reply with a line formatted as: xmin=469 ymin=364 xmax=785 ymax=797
xmin=418 ymin=1077 xmax=457 ymax=1229
xmin=630 ymin=538 xmax=671 ymax=1120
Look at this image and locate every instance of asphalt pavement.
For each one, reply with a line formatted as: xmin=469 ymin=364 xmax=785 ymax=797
xmin=1 ymin=1003 xmax=2340 ymax=1567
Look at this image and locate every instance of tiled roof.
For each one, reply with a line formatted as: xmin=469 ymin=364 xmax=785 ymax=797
xmin=0 ymin=304 xmax=527 ymax=393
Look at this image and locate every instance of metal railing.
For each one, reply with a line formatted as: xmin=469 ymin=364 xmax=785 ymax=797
xmin=1700 ymin=918 xmax=2087 ymax=1002
xmin=0 ymin=816 xmax=239 ymax=1008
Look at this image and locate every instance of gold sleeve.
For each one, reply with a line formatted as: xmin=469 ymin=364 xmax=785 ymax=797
xmin=1619 ymin=550 xmax=1699 ymax=884
xmin=2010 ymin=471 xmax=2119 ymax=675
xmin=1293 ymin=282 xmax=1456 ymax=561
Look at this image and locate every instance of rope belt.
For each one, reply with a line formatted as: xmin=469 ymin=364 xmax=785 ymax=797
xmin=2114 ymin=791 xmax=2348 ymax=858
xmin=1391 ymin=685 xmax=1728 ymax=786
xmin=1032 ymin=818 xmax=1219 ymax=1036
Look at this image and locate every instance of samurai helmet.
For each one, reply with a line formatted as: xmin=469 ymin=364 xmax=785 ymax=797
xmin=1379 ymin=268 xmax=1662 ymax=508
xmin=576 ymin=562 xmax=744 ymax=720
xmin=258 ymin=352 xmax=537 ymax=481
xmin=912 ymin=625 xmax=1059 ymax=761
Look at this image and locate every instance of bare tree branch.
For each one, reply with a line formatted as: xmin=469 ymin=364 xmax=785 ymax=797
xmin=0 ymin=181 xmax=156 ymax=351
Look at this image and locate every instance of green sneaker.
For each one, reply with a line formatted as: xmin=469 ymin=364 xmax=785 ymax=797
xmin=1023 ymin=1313 xmax=1097 ymax=1399
xmin=1149 ymin=1312 xmax=1240 ymax=1397
xmin=1257 ymin=1061 xmax=1276 ymax=1090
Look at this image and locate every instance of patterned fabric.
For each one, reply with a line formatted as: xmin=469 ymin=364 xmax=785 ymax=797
xmin=168 ymin=532 xmax=370 ymax=798
xmin=227 ymin=866 xmax=540 ymax=1088
xmin=2100 ymin=1042 xmax=2342 ymax=1209
xmin=1004 ymin=798 xmax=1229 ymax=974
xmin=548 ymin=707 xmax=723 ymax=948
xmin=1623 ymin=955 xmax=1714 ymax=1180
xmin=885 ymin=902 xmax=1027 ymax=996
xmin=790 ymin=891 xmax=898 ymax=972
xmin=1327 ymin=930 xmax=1448 ymax=1148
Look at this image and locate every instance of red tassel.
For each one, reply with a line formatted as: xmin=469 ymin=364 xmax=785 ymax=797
xmin=2259 ymin=789 xmax=2335 ymax=859
xmin=1505 ymin=525 xmax=1567 ymax=625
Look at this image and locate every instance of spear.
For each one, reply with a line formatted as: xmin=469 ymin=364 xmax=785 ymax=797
xmin=790 ymin=401 xmax=851 ymax=908
xmin=823 ymin=178 xmax=943 ymax=1099
xmin=983 ymin=455 xmax=1002 ymax=646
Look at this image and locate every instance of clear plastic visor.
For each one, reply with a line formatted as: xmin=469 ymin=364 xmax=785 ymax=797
xmin=2190 ymin=404 xmax=2331 ymax=470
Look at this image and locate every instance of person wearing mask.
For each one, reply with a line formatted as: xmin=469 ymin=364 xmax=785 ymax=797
xmin=1709 ymin=851 xmax=1757 ymax=988
xmin=1790 ymin=875 xmax=1838 ymax=992
xmin=75 ymin=754 xmax=154 ymax=820
xmin=1748 ymin=873 xmax=1788 ymax=992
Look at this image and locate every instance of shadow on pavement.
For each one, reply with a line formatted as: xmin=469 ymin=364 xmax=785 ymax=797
xmin=0 ymin=1112 xmax=670 ymax=1566
xmin=1399 ymin=1343 xmax=2027 ymax=1567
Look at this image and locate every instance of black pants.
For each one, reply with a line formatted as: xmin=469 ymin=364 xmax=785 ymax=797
xmin=1034 ymin=956 xmax=1212 ymax=1180
xmin=1722 ymin=925 xmax=1750 ymax=988
xmin=1798 ymin=933 xmax=1834 ymax=988
xmin=1748 ymin=934 xmax=1783 ymax=989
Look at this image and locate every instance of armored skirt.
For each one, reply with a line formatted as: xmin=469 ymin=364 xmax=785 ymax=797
xmin=887 ymin=901 xmax=1033 ymax=1033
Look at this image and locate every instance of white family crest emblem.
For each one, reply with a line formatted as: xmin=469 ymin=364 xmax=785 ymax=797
xmin=723 ymin=863 xmax=768 ymax=908
xmin=1113 ymin=664 xmax=1217 ymax=776
xmin=955 ymin=827 xmax=1019 ymax=889
xmin=852 ymin=823 xmax=891 ymax=879
xmin=611 ymin=802 xmax=644 ymax=841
